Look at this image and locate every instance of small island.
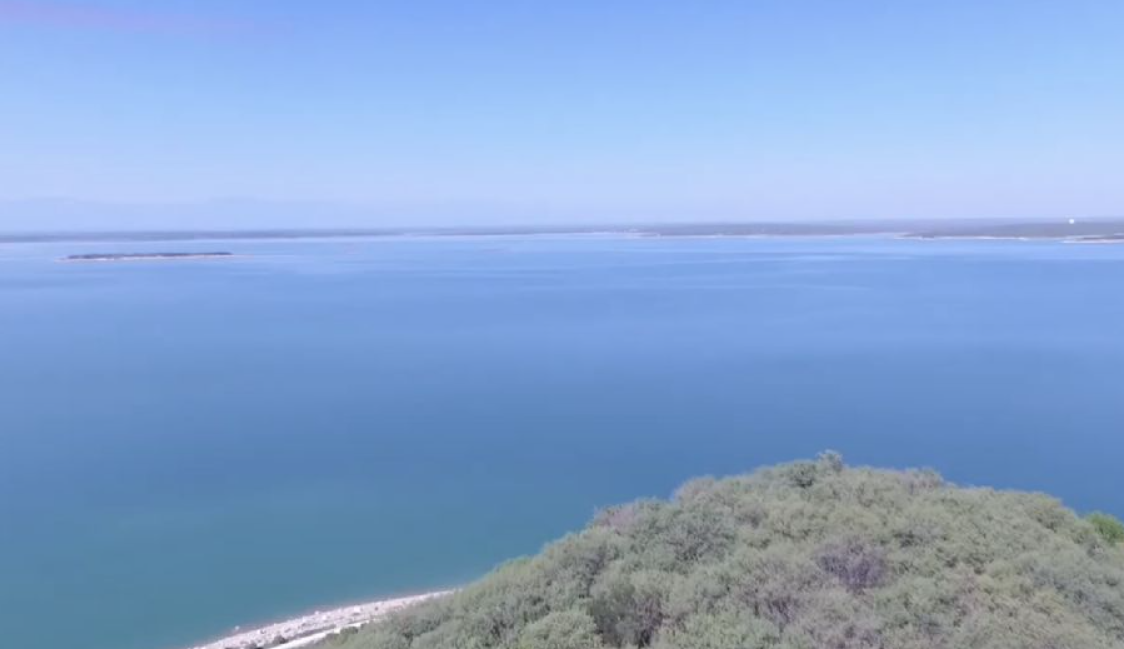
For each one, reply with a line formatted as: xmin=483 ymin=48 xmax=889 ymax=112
xmin=61 ymin=252 xmax=235 ymax=262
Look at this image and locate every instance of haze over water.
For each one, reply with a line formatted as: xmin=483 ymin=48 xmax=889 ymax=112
xmin=2 ymin=235 xmax=1123 ymax=649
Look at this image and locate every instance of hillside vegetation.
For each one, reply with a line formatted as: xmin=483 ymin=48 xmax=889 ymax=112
xmin=327 ymin=455 xmax=1124 ymax=649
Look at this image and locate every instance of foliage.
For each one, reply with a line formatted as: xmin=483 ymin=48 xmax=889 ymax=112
xmin=1088 ymin=512 xmax=1124 ymax=545
xmin=329 ymin=455 xmax=1124 ymax=649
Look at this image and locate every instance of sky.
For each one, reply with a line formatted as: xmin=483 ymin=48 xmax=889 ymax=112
xmin=1 ymin=0 xmax=1123 ymax=229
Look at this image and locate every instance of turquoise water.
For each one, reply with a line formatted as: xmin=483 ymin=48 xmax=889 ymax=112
xmin=2 ymin=235 xmax=1124 ymax=649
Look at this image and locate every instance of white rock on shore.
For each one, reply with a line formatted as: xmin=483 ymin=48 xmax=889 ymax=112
xmin=186 ymin=590 xmax=454 ymax=649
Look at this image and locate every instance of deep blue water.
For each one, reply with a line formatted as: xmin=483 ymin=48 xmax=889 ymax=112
xmin=2 ymin=235 xmax=1124 ymax=649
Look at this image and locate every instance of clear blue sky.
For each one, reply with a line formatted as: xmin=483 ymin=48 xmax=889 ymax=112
xmin=2 ymin=0 xmax=1123 ymax=227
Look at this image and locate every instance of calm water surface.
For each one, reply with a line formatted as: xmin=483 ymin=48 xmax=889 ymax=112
xmin=2 ymin=236 xmax=1123 ymax=649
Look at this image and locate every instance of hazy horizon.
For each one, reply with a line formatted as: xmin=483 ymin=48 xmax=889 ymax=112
xmin=0 ymin=197 xmax=1119 ymax=233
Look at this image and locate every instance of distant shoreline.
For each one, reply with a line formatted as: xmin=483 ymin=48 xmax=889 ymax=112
xmin=4 ymin=218 xmax=1122 ymax=246
xmin=184 ymin=590 xmax=454 ymax=649
xmin=905 ymin=234 xmax=1124 ymax=244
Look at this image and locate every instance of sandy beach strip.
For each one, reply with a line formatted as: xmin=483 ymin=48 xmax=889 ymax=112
xmin=185 ymin=590 xmax=455 ymax=649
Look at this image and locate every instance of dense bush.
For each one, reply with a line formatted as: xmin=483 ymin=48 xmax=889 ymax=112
xmin=330 ymin=454 xmax=1124 ymax=649
xmin=1088 ymin=512 xmax=1124 ymax=545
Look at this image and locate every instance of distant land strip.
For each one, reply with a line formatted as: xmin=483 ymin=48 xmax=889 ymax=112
xmin=4 ymin=219 xmax=1124 ymax=244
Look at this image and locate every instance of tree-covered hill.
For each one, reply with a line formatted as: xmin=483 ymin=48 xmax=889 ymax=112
xmin=326 ymin=455 xmax=1124 ymax=649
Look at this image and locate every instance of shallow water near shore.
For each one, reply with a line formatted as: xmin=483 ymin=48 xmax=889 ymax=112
xmin=2 ymin=235 xmax=1124 ymax=649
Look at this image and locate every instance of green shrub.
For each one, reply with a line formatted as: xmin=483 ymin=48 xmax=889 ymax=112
xmin=517 ymin=610 xmax=602 ymax=649
xmin=1088 ymin=512 xmax=1124 ymax=545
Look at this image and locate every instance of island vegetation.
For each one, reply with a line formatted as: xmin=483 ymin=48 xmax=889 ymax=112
xmin=324 ymin=454 xmax=1124 ymax=649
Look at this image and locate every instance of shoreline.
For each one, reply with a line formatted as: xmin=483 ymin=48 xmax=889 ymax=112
xmin=184 ymin=590 xmax=454 ymax=649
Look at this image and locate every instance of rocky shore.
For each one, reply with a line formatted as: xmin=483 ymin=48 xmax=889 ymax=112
xmin=186 ymin=590 xmax=453 ymax=649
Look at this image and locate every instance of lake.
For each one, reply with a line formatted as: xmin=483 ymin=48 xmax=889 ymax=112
xmin=2 ymin=235 xmax=1123 ymax=649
